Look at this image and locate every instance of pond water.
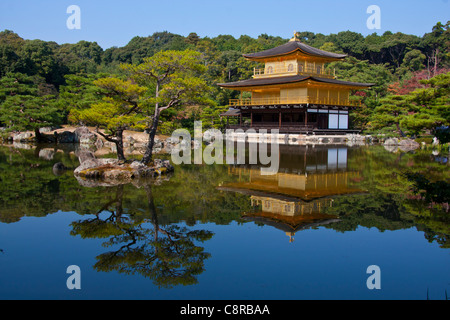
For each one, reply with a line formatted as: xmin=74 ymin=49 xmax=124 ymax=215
xmin=0 ymin=143 xmax=448 ymax=300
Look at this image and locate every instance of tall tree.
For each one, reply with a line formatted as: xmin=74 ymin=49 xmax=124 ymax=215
xmin=401 ymin=72 xmax=450 ymax=135
xmin=370 ymin=95 xmax=412 ymax=136
xmin=421 ymin=21 xmax=450 ymax=75
xmin=0 ymin=72 xmax=62 ymax=139
xmin=58 ymin=73 xmax=106 ymax=120
xmin=121 ymin=49 xmax=213 ymax=165
xmin=69 ymin=76 xmax=146 ymax=160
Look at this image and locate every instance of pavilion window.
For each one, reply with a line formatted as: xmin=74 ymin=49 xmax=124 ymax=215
xmin=329 ymin=113 xmax=339 ymax=129
xmin=338 ymin=113 xmax=348 ymax=129
xmin=316 ymin=65 xmax=322 ymax=74
xmin=287 ymin=64 xmax=294 ymax=72
xmin=267 ymin=66 xmax=273 ymax=74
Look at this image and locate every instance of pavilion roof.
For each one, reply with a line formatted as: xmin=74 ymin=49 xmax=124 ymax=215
xmin=217 ymin=75 xmax=374 ymax=89
xmin=219 ymin=107 xmax=241 ymax=117
xmin=242 ymin=214 xmax=341 ymax=233
xmin=243 ymin=40 xmax=347 ymax=60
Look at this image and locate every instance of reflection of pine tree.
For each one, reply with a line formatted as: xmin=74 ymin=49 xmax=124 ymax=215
xmin=70 ymin=184 xmax=213 ymax=288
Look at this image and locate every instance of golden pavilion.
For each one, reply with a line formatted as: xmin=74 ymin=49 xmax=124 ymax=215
xmin=218 ymin=33 xmax=374 ymax=134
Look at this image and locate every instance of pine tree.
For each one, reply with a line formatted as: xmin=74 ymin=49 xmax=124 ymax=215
xmin=69 ymin=77 xmax=146 ymax=161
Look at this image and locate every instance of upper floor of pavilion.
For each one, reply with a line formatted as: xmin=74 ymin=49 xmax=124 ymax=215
xmin=243 ymin=34 xmax=347 ymax=79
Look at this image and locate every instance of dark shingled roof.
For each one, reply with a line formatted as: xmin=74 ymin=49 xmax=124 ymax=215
xmin=243 ymin=41 xmax=347 ymax=60
xmin=217 ymin=75 xmax=374 ymax=88
xmin=220 ymin=108 xmax=241 ymax=116
xmin=241 ymin=215 xmax=342 ymax=234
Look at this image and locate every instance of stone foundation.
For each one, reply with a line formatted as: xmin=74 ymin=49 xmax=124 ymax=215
xmin=225 ymin=131 xmax=369 ymax=145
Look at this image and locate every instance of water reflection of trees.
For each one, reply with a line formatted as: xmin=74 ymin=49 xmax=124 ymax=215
xmin=0 ymin=144 xmax=448 ymax=249
xmin=221 ymin=145 xmax=449 ymax=247
xmin=70 ymin=184 xmax=214 ymax=288
xmin=334 ymin=146 xmax=449 ymax=247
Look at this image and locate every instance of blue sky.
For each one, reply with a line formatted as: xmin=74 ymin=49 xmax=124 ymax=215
xmin=0 ymin=0 xmax=448 ymax=49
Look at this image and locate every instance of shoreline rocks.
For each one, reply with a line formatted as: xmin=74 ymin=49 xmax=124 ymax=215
xmin=383 ymin=137 xmax=420 ymax=152
xmin=383 ymin=138 xmax=421 ymax=153
xmin=74 ymin=150 xmax=174 ymax=184
xmin=4 ymin=126 xmax=173 ymax=156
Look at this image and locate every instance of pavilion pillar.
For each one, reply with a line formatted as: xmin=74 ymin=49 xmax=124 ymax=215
xmin=348 ymin=108 xmax=351 ymax=129
xmin=278 ymin=109 xmax=281 ymax=128
xmin=305 ymin=108 xmax=308 ymax=127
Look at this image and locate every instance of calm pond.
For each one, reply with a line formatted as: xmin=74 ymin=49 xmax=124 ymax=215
xmin=0 ymin=143 xmax=448 ymax=300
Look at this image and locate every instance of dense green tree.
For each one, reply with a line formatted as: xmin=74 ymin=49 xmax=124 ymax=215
xmin=420 ymin=21 xmax=450 ymax=73
xmin=401 ymin=72 xmax=450 ymax=135
xmin=17 ymin=39 xmax=63 ymax=85
xmin=185 ymin=32 xmax=200 ymax=46
xmin=69 ymin=76 xmax=147 ymax=160
xmin=0 ymin=72 xmax=62 ymax=138
xmin=57 ymin=73 xmax=106 ymax=114
xmin=0 ymin=30 xmax=25 ymax=77
xmin=200 ymin=105 xmax=229 ymax=130
xmin=380 ymin=32 xmax=421 ymax=70
xmin=400 ymin=49 xmax=427 ymax=73
xmin=122 ymin=49 xmax=213 ymax=164
xmin=329 ymin=57 xmax=395 ymax=100
xmin=0 ymin=94 xmax=61 ymax=139
xmin=0 ymin=72 xmax=38 ymax=102
xmin=369 ymin=95 xmax=412 ymax=136
xmin=55 ymin=41 xmax=103 ymax=74
xmin=330 ymin=31 xmax=366 ymax=58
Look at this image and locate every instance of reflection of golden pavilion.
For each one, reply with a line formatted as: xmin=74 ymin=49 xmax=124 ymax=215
xmin=224 ymin=166 xmax=362 ymax=201
xmin=251 ymin=195 xmax=333 ymax=216
xmin=246 ymin=195 xmax=340 ymax=242
xmin=219 ymin=148 xmax=364 ymax=242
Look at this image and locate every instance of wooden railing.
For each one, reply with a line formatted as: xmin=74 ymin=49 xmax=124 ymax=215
xmin=229 ymin=97 xmax=361 ymax=107
xmin=253 ymin=65 xmax=335 ymax=78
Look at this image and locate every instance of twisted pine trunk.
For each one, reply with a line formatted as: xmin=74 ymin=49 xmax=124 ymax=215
xmin=141 ymin=110 xmax=160 ymax=165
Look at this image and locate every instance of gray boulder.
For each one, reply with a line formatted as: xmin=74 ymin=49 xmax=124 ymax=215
xmin=153 ymin=159 xmax=174 ymax=172
xmin=79 ymin=133 xmax=97 ymax=145
xmin=53 ymin=162 xmax=67 ymax=176
xmin=127 ymin=136 xmax=136 ymax=145
xmin=73 ymin=127 xmax=90 ymax=142
xmin=12 ymin=132 xmax=34 ymax=142
xmin=74 ymin=126 xmax=98 ymax=145
xmin=383 ymin=137 xmax=399 ymax=146
xmin=39 ymin=127 xmax=56 ymax=133
xmin=39 ymin=148 xmax=55 ymax=160
xmin=398 ymin=139 xmax=420 ymax=152
xmin=12 ymin=142 xmax=33 ymax=149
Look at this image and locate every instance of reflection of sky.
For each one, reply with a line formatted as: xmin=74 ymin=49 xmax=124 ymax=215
xmin=197 ymin=222 xmax=449 ymax=300
xmin=0 ymin=212 xmax=448 ymax=300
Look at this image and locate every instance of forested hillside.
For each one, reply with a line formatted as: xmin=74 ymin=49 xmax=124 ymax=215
xmin=0 ymin=21 xmax=449 ymax=137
